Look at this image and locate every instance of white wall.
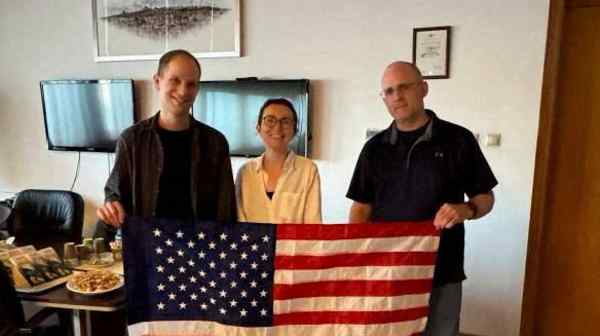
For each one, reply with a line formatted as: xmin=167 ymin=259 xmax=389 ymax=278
xmin=0 ymin=1 xmax=549 ymax=335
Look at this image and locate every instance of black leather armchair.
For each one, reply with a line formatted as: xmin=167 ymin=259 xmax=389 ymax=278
xmin=10 ymin=190 xmax=84 ymax=254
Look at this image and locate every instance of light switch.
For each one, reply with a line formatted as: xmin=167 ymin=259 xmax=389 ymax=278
xmin=485 ymin=133 xmax=501 ymax=146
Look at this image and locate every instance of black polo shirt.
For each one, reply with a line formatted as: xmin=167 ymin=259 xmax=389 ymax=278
xmin=347 ymin=110 xmax=497 ymax=286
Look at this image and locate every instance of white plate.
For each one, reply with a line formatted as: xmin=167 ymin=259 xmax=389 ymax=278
xmin=16 ymin=274 xmax=73 ymax=294
xmin=66 ymin=274 xmax=124 ymax=295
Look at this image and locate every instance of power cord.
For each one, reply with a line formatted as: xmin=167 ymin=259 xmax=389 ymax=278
xmin=107 ymin=153 xmax=112 ymax=177
xmin=70 ymin=152 xmax=81 ymax=191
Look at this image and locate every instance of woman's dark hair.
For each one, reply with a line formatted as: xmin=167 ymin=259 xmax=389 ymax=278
xmin=257 ymin=98 xmax=299 ymax=134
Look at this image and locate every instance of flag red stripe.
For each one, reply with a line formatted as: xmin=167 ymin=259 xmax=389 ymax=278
xmin=273 ymin=279 xmax=433 ymax=300
xmin=276 ymin=221 xmax=437 ymax=240
xmin=275 ymin=251 xmax=437 ymax=269
xmin=273 ymin=306 xmax=429 ymax=325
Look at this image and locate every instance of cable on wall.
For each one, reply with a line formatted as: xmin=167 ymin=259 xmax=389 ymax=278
xmin=70 ymin=152 xmax=81 ymax=191
xmin=107 ymin=153 xmax=112 ymax=177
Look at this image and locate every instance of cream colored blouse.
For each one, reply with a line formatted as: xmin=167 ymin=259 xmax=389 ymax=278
xmin=235 ymin=151 xmax=322 ymax=224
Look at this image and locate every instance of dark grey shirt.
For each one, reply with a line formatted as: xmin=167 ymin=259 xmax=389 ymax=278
xmin=104 ymin=112 xmax=237 ymax=222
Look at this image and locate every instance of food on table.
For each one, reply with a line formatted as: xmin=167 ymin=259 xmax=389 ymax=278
xmin=69 ymin=270 xmax=121 ymax=292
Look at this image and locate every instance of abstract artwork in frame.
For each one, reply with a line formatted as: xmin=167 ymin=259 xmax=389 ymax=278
xmin=92 ymin=0 xmax=240 ymax=62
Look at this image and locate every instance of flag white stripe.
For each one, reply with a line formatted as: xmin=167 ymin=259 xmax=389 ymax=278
xmin=276 ymin=236 xmax=439 ymax=256
xmin=273 ymin=293 xmax=429 ymax=314
xmin=128 ymin=318 xmax=427 ymax=336
xmin=274 ymin=265 xmax=434 ymax=284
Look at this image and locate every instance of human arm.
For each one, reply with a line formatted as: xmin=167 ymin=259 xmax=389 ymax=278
xmin=433 ymin=129 xmax=498 ymax=229
xmin=433 ymin=191 xmax=495 ymax=229
xmin=98 ymin=137 xmax=131 ymax=228
xmin=216 ymin=140 xmax=238 ymax=222
xmin=348 ymin=201 xmax=373 ymax=223
xmin=303 ymin=162 xmax=322 ymax=223
xmin=234 ymin=165 xmax=248 ymax=222
xmin=346 ymin=144 xmax=375 ymax=224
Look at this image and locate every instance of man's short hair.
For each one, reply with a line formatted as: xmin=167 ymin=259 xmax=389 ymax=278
xmin=384 ymin=61 xmax=424 ymax=80
xmin=157 ymin=49 xmax=202 ymax=76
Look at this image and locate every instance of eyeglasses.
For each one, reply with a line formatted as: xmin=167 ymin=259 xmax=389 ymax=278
xmin=379 ymin=80 xmax=422 ymax=98
xmin=262 ymin=115 xmax=295 ymax=129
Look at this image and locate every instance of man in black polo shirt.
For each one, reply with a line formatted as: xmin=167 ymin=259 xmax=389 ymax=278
xmin=97 ymin=49 xmax=237 ymax=227
xmin=347 ymin=61 xmax=497 ymax=336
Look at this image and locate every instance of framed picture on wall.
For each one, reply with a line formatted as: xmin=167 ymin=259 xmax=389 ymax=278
xmin=92 ymin=0 xmax=241 ymax=62
xmin=412 ymin=26 xmax=451 ymax=79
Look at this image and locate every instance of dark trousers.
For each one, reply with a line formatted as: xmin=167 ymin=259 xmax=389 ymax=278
xmin=424 ymin=282 xmax=462 ymax=336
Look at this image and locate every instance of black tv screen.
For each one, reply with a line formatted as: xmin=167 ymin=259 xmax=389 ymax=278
xmin=40 ymin=79 xmax=135 ymax=152
xmin=192 ymin=79 xmax=310 ymax=157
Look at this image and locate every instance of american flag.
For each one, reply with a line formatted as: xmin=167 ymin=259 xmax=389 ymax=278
xmin=122 ymin=217 xmax=439 ymax=336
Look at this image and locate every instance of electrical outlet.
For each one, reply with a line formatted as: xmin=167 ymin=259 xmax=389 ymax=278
xmin=485 ymin=133 xmax=501 ymax=146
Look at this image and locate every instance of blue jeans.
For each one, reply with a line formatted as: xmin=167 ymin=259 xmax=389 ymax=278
xmin=424 ymin=282 xmax=462 ymax=336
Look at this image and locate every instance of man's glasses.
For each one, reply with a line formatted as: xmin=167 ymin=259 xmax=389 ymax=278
xmin=379 ymin=80 xmax=422 ymax=98
xmin=262 ymin=115 xmax=295 ymax=130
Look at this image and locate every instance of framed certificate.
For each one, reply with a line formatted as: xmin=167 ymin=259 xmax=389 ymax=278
xmin=412 ymin=26 xmax=451 ymax=79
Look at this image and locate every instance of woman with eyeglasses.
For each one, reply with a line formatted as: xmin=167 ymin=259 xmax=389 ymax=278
xmin=235 ymin=98 xmax=322 ymax=224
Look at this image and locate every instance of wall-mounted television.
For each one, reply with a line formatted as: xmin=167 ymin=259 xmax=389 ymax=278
xmin=193 ymin=79 xmax=310 ymax=157
xmin=40 ymin=79 xmax=135 ymax=153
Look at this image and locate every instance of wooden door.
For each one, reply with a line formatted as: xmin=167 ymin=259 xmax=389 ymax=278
xmin=521 ymin=0 xmax=600 ymax=335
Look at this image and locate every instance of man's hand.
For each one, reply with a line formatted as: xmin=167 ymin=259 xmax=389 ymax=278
xmin=433 ymin=203 xmax=474 ymax=230
xmin=96 ymin=201 xmax=126 ymax=228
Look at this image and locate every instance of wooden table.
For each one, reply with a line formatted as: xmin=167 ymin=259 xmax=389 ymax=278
xmin=18 ymin=277 xmax=126 ymax=336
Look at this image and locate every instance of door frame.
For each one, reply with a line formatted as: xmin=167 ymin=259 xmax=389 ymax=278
xmin=520 ymin=0 xmax=600 ymax=334
xmin=519 ymin=0 xmax=564 ymax=335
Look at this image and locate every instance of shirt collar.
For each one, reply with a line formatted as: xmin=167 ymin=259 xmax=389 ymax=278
xmin=252 ymin=150 xmax=297 ymax=172
xmin=384 ymin=109 xmax=436 ymax=145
